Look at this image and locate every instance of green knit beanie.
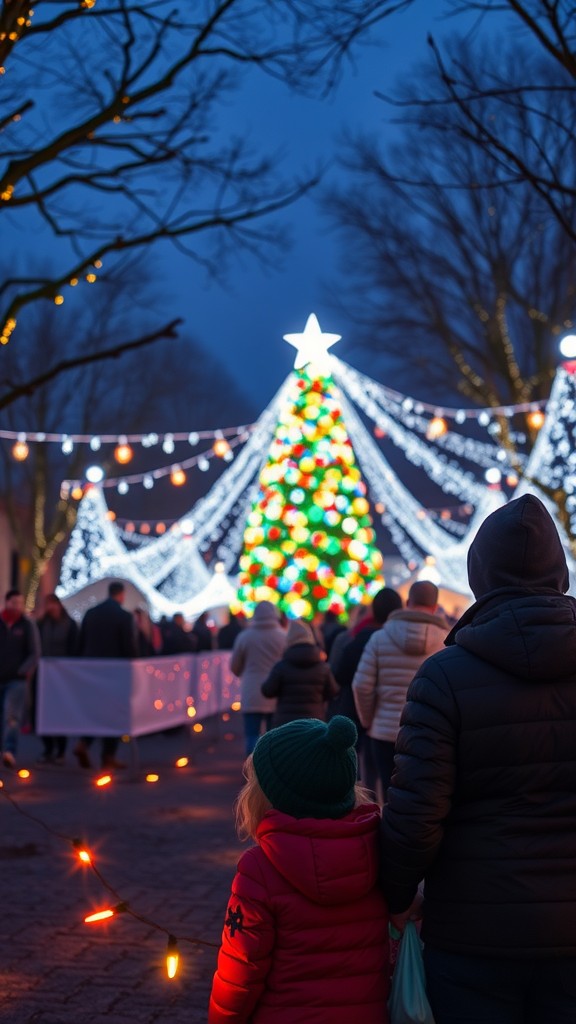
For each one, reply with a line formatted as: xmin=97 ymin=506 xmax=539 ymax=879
xmin=252 ymin=716 xmax=358 ymax=819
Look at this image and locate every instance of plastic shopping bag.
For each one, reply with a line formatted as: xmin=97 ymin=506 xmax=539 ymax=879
xmin=388 ymin=921 xmax=435 ymax=1024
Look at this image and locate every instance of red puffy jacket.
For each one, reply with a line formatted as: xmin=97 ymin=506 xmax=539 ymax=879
xmin=209 ymin=805 xmax=389 ymax=1024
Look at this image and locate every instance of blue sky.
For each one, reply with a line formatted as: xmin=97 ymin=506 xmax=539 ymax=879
xmin=156 ymin=0 xmax=465 ymax=413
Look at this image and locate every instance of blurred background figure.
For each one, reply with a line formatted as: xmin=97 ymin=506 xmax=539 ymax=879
xmin=191 ymin=610 xmax=214 ymax=652
xmin=36 ymin=593 xmax=79 ymax=764
xmin=160 ymin=612 xmax=197 ymax=655
xmin=230 ymin=600 xmax=286 ymax=755
xmin=0 ymin=589 xmax=41 ymax=769
xmin=133 ymin=606 xmax=162 ymax=657
xmin=74 ymin=580 xmax=138 ymax=771
xmin=319 ymin=609 xmax=347 ymax=659
xmin=261 ymin=618 xmax=339 ymax=727
xmin=216 ymin=610 xmax=245 ymax=650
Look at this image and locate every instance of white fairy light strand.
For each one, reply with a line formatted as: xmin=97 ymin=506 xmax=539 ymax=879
xmin=330 ymin=357 xmax=527 ymax=472
xmin=0 ymin=424 xmax=252 ymax=446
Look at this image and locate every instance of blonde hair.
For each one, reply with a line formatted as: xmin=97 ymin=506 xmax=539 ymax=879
xmin=235 ymin=756 xmax=272 ymax=841
xmin=235 ymin=755 xmax=376 ymax=841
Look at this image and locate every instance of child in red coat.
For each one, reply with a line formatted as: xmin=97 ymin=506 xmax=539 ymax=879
xmin=209 ymin=715 xmax=390 ymax=1024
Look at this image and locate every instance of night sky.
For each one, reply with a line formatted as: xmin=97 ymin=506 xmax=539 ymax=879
xmin=153 ymin=0 xmax=463 ymax=412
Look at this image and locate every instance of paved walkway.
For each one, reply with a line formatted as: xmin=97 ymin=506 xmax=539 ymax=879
xmin=1 ymin=715 xmax=247 ymax=1024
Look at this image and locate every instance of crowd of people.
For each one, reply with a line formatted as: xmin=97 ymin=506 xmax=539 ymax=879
xmin=2 ymin=493 xmax=575 ymax=1022
xmin=0 ymin=582 xmax=246 ymax=771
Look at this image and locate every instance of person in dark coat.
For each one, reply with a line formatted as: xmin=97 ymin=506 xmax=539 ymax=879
xmin=191 ymin=610 xmax=214 ymax=652
xmin=319 ymin=609 xmax=346 ymax=657
xmin=381 ymin=493 xmax=576 ymax=1024
xmin=329 ymin=587 xmax=402 ymax=791
xmin=261 ymin=619 xmax=339 ymax=727
xmin=74 ymin=581 xmax=138 ymax=770
xmin=0 ymin=589 xmax=41 ymax=768
xmin=37 ymin=593 xmax=79 ymax=763
xmin=216 ymin=611 xmax=244 ymax=650
xmin=160 ymin=613 xmax=196 ymax=655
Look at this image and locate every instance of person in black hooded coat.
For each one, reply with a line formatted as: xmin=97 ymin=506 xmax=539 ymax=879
xmin=380 ymin=493 xmax=576 ymax=1024
xmin=261 ymin=618 xmax=339 ymax=727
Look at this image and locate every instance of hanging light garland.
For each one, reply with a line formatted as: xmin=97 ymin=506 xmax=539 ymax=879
xmin=0 ymin=759 xmax=223 ymax=982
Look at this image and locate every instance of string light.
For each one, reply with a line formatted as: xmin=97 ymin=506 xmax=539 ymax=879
xmin=114 ymin=439 xmax=133 ymax=464
xmin=0 ymin=423 xmax=252 ymax=446
xmin=73 ymin=840 xmax=92 ymax=865
xmin=527 ymin=410 xmax=545 ymax=430
xmin=1 ymin=763 xmax=221 ymax=980
xmin=166 ymin=936 xmax=179 ymax=979
xmin=12 ymin=438 xmax=29 ymax=461
xmin=426 ymin=416 xmax=448 ymax=440
xmin=85 ymin=903 xmax=127 ymax=924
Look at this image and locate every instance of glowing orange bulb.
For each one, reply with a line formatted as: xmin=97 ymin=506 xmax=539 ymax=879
xmin=166 ymin=937 xmax=179 ymax=979
xmin=527 ymin=409 xmax=545 ymax=430
xmin=77 ymin=848 xmax=92 ymax=864
xmin=175 ymin=757 xmax=189 ymax=768
xmin=186 ymin=706 xmax=197 ymax=718
xmin=192 ymin=723 xmax=203 ymax=733
xmin=17 ymin=769 xmax=30 ymax=779
xmin=12 ymin=440 xmax=29 ymax=461
xmin=170 ymin=467 xmax=186 ymax=487
xmin=95 ymin=774 xmax=112 ymax=787
xmin=145 ymin=773 xmax=159 ymax=783
xmin=114 ymin=443 xmax=133 ymax=464
xmin=426 ymin=416 xmax=447 ymax=440
xmin=85 ymin=909 xmax=114 ymax=923
xmin=230 ymin=701 xmax=241 ymax=712
xmin=71 ymin=486 xmax=84 ymax=500
xmin=213 ymin=438 xmax=231 ymax=458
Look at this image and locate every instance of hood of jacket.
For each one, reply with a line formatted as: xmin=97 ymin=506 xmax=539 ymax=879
xmin=444 ymin=494 xmax=576 ymax=679
xmin=251 ymin=601 xmax=282 ymax=628
xmin=383 ymin=608 xmax=447 ymax=657
xmin=467 ymin=493 xmax=569 ymax=599
xmin=256 ymin=805 xmax=381 ymax=906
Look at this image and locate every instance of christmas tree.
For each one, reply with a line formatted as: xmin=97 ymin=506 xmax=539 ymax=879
xmin=236 ymin=315 xmax=384 ymax=619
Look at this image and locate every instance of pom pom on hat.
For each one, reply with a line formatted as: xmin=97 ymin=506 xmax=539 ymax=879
xmin=252 ymin=716 xmax=358 ymax=819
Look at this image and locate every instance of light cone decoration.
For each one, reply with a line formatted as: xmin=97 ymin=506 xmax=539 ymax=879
xmin=236 ymin=315 xmax=384 ymax=619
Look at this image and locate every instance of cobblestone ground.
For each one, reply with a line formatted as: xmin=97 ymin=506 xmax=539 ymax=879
xmin=1 ymin=716 xmax=247 ymax=1024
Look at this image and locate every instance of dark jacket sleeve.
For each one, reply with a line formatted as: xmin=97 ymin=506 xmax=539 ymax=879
xmin=380 ymin=659 xmax=458 ymax=914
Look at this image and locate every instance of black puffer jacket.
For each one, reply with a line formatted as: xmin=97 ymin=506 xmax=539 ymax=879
xmin=261 ymin=643 xmax=339 ymax=727
xmin=381 ymin=494 xmax=576 ymax=958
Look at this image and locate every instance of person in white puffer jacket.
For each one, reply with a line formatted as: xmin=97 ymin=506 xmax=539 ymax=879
xmin=352 ymin=581 xmax=448 ymax=800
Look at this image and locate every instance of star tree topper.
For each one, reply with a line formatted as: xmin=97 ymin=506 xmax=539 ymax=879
xmin=283 ymin=313 xmax=341 ymax=373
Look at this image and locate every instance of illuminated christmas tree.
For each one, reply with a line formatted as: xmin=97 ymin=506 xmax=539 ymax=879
xmin=236 ymin=315 xmax=384 ymax=619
